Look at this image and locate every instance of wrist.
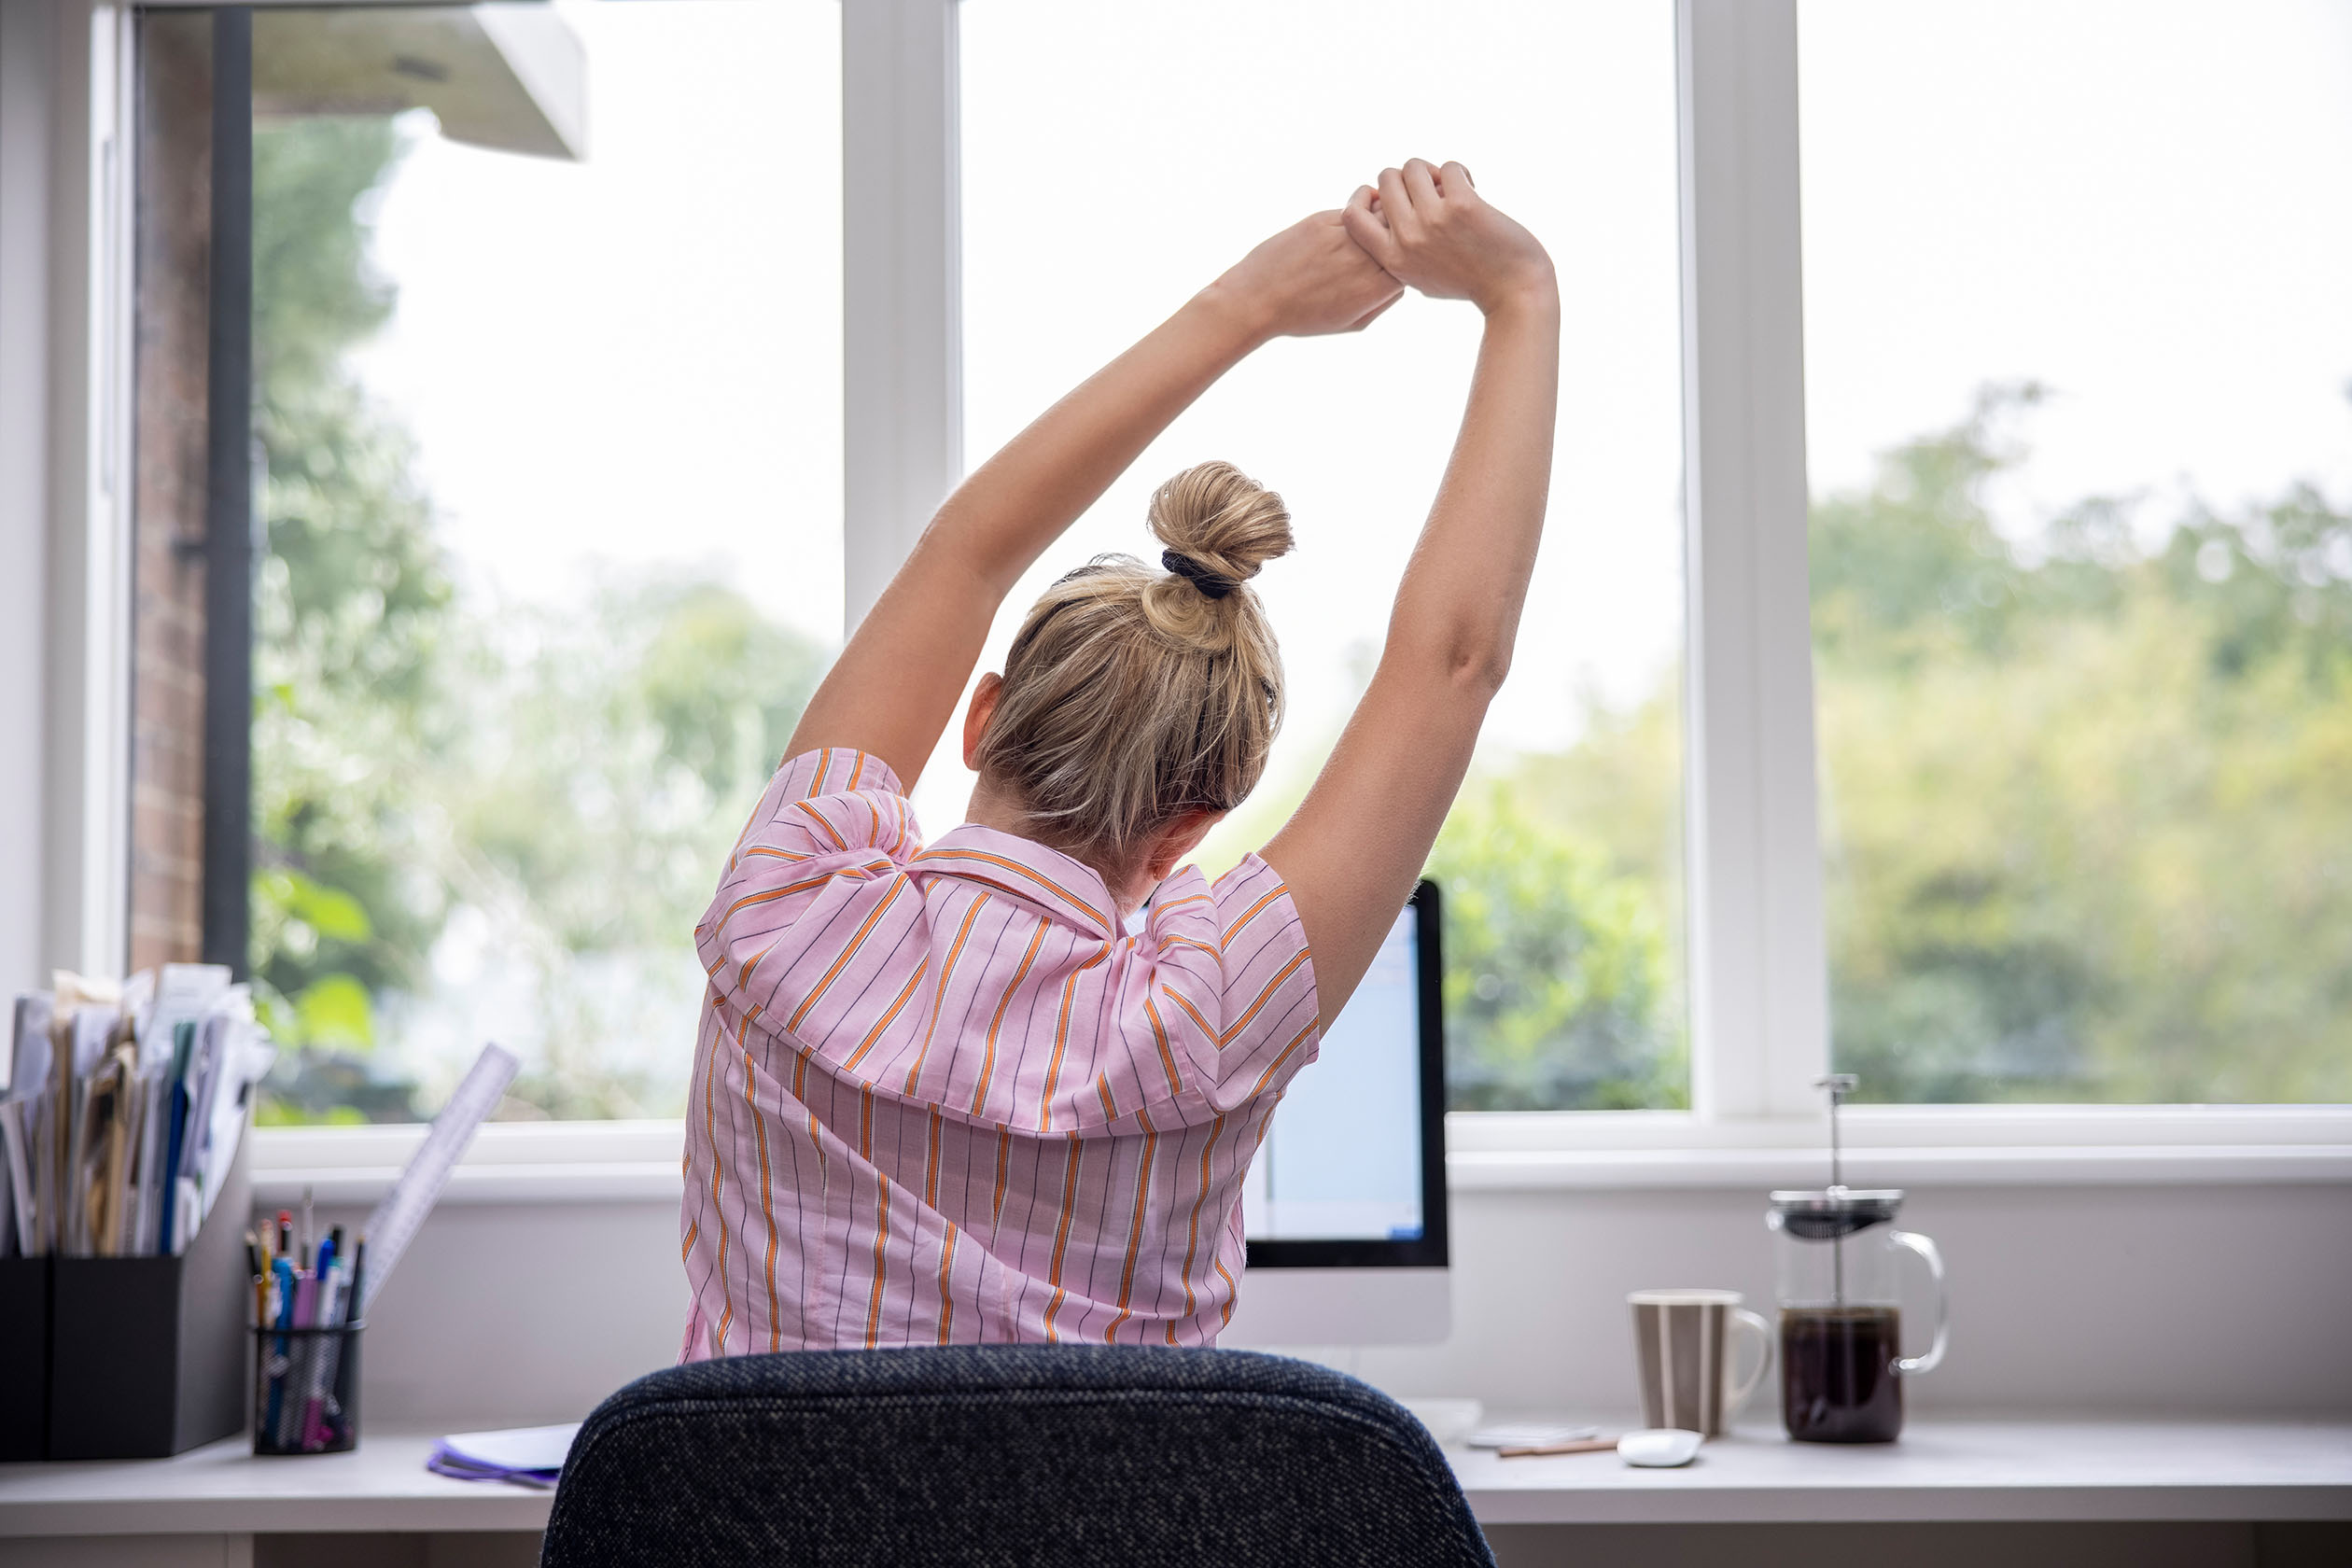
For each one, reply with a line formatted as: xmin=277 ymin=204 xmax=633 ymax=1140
xmin=1476 ymin=261 xmax=1561 ymax=323
xmin=1192 ymin=276 xmax=1281 ymax=353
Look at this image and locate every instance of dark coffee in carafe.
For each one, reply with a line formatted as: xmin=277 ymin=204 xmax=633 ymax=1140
xmin=1780 ymin=1305 xmax=1903 ymax=1443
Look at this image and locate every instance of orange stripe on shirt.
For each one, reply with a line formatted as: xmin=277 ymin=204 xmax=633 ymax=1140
xmin=925 ymin=1109 xmax=944 ymax=1208
xmin=718 ymin=868 xmax=860 ymax=928
xmin=904 ymin=892 xmax=990 ymax=1095
xmin=1249 ymin=1017 xmax=1320 ymax=1098
xmin=1222 ymin=948 xmax=1312 ymax=1045
xmin=787 ymin=877 xmax=907 ymax=1033
xmin=704 ymin=1037 xmax=733 ymax=1352
xmin=846 ymin=750 xmax=866 ymax=791
xmin=1039 ymin=945 xmax=1112 ymax=1131
xmin=969 ymin=918 xmax=1049 ymax=1116
xmin=935 ymin=1222 xmax=959 ymax=1346
xmin=842 ymin=959 xmax=929 ymax=1071
xmin=744 ymin=1037 xmax=780 ymax=1351
xmin=913 ymin=847 xmax=1111 ymax=931
xmin=863 ymin=1174 xmax=892 ymax=1348
xmin=1041 ymin=1134 xmax=1085 ymax=1342
xmin=1169 ymin=1113 xmax=1226 ymax=1343
xmin=1221 ymin=886 xmax=1286 ymax=948
xmin=1106 ymin=1107 xmax=1158 ymax=1344
xmin=1142 ymin=993 xmax=1183 ymax=1098
xmin=1159 ymin=984 xmax=1217 ymax=1047
xmin=796 ymin=797 xmax=850 ymax=851
xmin=991 ymin=1128 xmax=1012 ymax=1228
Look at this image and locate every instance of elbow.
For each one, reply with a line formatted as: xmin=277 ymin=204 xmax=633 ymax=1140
xmin=1452 ymin=640 xmax=1513 ymax=698
xmin=1395 ymin=623 xmax=1512 ymax=699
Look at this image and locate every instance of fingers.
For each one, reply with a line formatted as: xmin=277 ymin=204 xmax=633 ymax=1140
xmin=1440 ymin=161 xmax=1477 ymax=196
xmin=1402 ymin=157 xmax=1442 ymax=210
xmin=1342 ymin=184 xmax=1401 ymax=271
xmin=1376 ymin=165 xmax=1417 ymax=237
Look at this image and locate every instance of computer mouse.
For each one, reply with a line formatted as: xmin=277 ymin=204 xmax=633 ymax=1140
xmin=1617 ymin=1428 xmax=1704 ymax=1467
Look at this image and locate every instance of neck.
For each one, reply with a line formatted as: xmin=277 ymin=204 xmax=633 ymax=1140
xmin=963 ymin=777 xmax=1149 ymax=918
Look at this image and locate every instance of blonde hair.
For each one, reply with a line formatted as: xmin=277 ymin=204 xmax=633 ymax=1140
xmin=974 ymin=460 xmax=1293 ymax=872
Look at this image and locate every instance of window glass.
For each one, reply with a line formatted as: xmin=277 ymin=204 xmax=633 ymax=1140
xmin=240 ymin=1 xmax=842 ymax=1121
xmin=1801 ymin=0 xmax=2352 ymax=1102
xmin=956 ymin=0 xmax=1688 ymax=1110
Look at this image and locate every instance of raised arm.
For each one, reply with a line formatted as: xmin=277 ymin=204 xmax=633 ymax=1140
xmin=787 ymin=213 xmax=1401 ymax=787
xmin=1261 ymin=161 xmax=1561 ymax=1021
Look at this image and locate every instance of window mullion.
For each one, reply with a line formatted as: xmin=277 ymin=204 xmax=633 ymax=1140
xmin=841 ymin=0 xmax=962 ymax=634
xmin=1675 ymin=0 xmax=1829 ymax=1121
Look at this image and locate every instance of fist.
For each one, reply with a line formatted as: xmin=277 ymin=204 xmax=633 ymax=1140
xmin=1216 ymin=210 xmax=1405 ymax=339
xmin=1342 ymin=160 xmax=1554 ymax=315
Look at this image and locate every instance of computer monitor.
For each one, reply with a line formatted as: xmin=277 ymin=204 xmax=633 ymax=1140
xmin=1224 ymin=880 xmax=1449 ymax=1346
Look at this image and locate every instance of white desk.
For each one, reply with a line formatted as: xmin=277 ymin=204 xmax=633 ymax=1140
xmin=1453 ymin=1418 xmax=2352 ymax=1525
xmin=1 ymin=1420 xmax=2346 ymax=1560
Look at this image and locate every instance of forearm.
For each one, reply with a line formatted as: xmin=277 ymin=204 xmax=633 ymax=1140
xmin=915 ymin=285 xmax=1271 ymax=596
xmin=1383 ymin=287 xmax=1561 ymax=691
xmin=785 ymin=285 xmax=1269 ymax=781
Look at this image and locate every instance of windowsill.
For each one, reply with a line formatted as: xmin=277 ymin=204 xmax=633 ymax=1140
xmin=249 ymin=1106 xmax=2352 ymax=1207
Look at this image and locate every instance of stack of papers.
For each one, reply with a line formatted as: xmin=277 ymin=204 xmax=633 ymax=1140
xmin=0 ymin=966 xmax=275 ymax=1259
xmin=427 ymin=1423 xmax=581 ymax=1490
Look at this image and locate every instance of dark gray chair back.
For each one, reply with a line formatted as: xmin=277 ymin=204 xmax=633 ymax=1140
xmin=541 ymin=1345 xmax=1494 ymax=1567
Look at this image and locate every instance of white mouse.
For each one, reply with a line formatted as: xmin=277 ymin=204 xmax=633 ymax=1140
xmin=1617 ymin=1428 xmax=1704 ymax=1467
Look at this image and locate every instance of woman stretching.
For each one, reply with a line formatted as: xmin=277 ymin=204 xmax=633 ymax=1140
xmin=681 ymin=161 xmax=1558 ymax=1357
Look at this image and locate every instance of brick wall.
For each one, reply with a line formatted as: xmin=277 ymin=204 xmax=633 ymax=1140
xmin=126 ymin=12 xmax=215 ymax=975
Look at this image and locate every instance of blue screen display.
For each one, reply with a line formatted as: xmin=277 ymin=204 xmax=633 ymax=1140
xmin=1241 ymin=904 xmax=1423 ymax=1241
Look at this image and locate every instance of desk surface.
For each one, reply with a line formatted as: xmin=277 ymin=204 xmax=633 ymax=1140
xmin=1 ymin=1419 xmax=2346 ymax=1535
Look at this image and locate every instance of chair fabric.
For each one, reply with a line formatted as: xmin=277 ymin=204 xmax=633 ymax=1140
xmin=540 ymin=1344 xmax=1496 ymax=1568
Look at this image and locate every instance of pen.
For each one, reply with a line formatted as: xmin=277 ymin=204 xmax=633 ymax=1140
xmin=245 ymin=1230 xmax=265 ymax=1328
xmin=344 ymin=1236 xmax=368 ymax=1325
xmin=276 ymin=1210 xmax=292 ymax=1259
xmin=266 ymin=1254 xmax=297 ymax=1440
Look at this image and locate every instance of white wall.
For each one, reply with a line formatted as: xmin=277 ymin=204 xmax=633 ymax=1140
xmin=0 ymin=0 xmax=56 ymax=1001
xmin=286 ymin=1179 xmax=2352 ymax=1431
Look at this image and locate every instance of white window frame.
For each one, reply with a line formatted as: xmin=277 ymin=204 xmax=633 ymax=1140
xmin=28 ymin=0 xmax=2345 ymax=1202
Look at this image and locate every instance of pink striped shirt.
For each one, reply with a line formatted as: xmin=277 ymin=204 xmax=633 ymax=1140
xmin=679 ymin=747 xmax=1320 ymax=1359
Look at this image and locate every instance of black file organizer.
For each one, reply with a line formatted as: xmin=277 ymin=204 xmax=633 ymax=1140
xmin=0 ymin=1254 xmax=50 ymax=1461
xmin=45 ymin=1131 xmax=252 ymax=1459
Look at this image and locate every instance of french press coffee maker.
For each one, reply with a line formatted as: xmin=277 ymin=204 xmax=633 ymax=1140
xmin=1767 ymin=1075 xmax=1948 ymax=1443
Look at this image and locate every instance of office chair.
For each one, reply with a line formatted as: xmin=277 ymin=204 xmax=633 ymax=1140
xmin=540 ymin=1344 xmax=1495 ymax=1567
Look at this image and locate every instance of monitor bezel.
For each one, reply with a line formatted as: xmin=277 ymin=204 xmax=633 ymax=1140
xmin=1244 ymin=878 xmax=1449 ymax=1271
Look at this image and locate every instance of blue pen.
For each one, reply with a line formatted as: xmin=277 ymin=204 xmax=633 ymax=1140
xmin=266 ymin=1256 xmax=298 ymax=1439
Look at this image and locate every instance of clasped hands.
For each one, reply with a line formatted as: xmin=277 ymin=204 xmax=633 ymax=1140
xmin=1213 ymin=158 xmax=1558 ymax=342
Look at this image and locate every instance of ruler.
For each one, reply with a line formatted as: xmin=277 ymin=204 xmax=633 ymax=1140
xmin=358 ymin=1043 xmax=519 ymax=1317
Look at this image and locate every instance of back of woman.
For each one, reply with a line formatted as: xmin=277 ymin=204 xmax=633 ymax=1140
xmin=681 ymin=161 xmax=1560 ymax=1359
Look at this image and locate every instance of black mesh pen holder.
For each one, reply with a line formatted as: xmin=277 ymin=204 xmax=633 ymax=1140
xmin=251 ymin=1321 xmax=364 ymax=1455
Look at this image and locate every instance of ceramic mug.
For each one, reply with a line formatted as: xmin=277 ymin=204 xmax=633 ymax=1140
xmin=1629 ymin=1288 xmax=1772 ymax=1437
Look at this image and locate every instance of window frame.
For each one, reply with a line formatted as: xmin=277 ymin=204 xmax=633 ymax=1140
xmin=35 ymin=0 xmax=2345 ymax=1196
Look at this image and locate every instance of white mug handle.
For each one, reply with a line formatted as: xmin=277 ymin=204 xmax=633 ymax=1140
xmin=1889 ymin=1229 xmax=1950 ymax=1376
xmin=1723 ymin=1307 xmax=1773 ymax=1419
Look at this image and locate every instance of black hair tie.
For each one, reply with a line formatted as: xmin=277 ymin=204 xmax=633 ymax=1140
xmin=1162 ymin=549 xmax=1238 ymax=600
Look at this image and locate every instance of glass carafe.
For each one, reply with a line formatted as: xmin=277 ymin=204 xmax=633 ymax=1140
xmin=1767 ymin=1188 xmax=1947 ymax=1443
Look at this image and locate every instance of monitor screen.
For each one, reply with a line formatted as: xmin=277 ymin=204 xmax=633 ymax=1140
xmin=1242 ymin=898 xmax=1429 ymax=1244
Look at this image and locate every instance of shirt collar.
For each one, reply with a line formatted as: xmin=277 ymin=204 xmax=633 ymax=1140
xmin=911 ymin=823 xmax=1119 ymax=939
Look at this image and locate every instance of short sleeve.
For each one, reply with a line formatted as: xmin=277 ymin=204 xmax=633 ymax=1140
xmin=1138 ymin=853 xmax=1320 ymax=1114
xmin=696 ymin=749 xmax=923 ymax=1027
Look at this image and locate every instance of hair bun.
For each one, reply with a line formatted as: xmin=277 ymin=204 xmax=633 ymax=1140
xmin=1146 ymin=461 xmax=1294 ymax=595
